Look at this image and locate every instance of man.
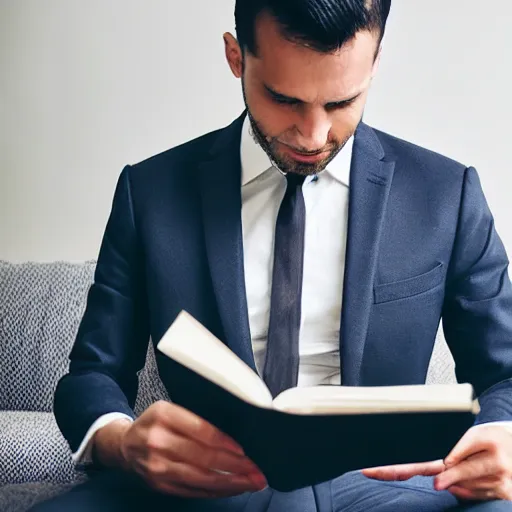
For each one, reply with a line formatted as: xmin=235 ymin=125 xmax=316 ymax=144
xmin=32 ymin=1 xmax=512 ymax=511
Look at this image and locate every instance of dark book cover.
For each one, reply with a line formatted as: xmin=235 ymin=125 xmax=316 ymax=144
xmin=162 ymin=358 xmax=476 ymax=492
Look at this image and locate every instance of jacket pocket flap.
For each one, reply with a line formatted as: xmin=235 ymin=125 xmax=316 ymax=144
xmin=374 ymin=263 xmax=444 ymax=304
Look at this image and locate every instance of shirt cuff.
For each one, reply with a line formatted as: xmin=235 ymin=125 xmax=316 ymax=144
xmin=72 ymin=412 xmax=134 ymax=465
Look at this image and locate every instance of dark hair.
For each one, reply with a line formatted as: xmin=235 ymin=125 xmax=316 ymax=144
xmin=235 ymin=0 xmax=392 ymax=56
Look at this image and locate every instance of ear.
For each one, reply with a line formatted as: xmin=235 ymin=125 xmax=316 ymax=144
xmin=224 ymin=32 xmax=243 ymax=78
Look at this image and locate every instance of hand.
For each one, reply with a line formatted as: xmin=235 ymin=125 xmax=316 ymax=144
xmin=362 ymin=424 xmax=512 ymax=501
xmin=118 ymin=401 xmax=267 ymax=498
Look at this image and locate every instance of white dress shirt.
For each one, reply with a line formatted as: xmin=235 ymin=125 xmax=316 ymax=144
xmin=241 ymin=116 xmax=352 ymax=387
xmin=73 ymin=117 xmax=510 ymax=463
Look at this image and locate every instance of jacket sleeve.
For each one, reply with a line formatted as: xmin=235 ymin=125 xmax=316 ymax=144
xmin=442 ymin=166 xmax=512 ymax=424
xmin=54 ymin=166 xmax=150 ymax=452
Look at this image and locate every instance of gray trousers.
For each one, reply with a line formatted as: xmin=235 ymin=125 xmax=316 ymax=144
xmin=30 ymin=470 xmax=512 ymax=512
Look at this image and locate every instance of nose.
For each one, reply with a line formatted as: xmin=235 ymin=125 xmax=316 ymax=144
xmin=294 ymin=109 xmax=332 ymax=152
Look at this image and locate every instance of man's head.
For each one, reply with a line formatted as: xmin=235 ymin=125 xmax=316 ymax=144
xmin=224 ymin=0 xmax=392 ymax=175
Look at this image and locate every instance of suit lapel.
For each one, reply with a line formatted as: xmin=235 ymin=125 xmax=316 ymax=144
xmin=340 ymin=123 xmax=396 ymax=386
xmin=197 ymin=114 xmax=256 ymax=371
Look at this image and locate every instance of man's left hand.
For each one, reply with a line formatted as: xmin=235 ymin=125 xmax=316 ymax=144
xmin=363 ymin=424 xmax=512 ymax=501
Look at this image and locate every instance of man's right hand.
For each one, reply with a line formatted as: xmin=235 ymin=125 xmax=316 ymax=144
xmin=92 ymin=401 xmax=267 ymax=499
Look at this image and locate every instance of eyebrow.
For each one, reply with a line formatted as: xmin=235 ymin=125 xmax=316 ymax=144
xmin=264 ymin=84 xmax=363 ymax=108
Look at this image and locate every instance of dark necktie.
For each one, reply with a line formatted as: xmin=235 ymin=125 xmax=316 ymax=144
xmin=263 ymin=173 xmax=306 ymax=398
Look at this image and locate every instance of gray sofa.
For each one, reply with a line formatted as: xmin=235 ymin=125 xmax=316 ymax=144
xmin=0 ymin=260 xmax=456 ymax=511
xmin=0 ymin=261 xmax=170 ymax=511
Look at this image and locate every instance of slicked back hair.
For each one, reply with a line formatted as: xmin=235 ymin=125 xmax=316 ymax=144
xmin=235 ymin=0 xmax=392 ymax=57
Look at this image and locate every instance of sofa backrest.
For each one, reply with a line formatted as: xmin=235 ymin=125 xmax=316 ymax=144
xmin=0 ymin=261 xmax=96 ymax=411
xmin=0 ymin=260 xmax=456 ymax=413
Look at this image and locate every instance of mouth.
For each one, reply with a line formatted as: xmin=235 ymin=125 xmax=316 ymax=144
xmin=280 ymin=144 xmax=330 ymax=164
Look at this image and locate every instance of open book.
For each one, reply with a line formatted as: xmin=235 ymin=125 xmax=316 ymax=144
xmin=158 ymin=311 xmax=479 ymax=416
xmin=157 ymin=311 xmax=479 ymax=491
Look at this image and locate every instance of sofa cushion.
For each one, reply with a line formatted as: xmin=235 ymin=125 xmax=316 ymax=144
xmin=0 ymin=261 xmax=96 ymax=412
xmin=0 ymin=411 xmax=83 ymax=486
xmin=0 ymin=482 xmax=83 ymax=512
xmin=0 ymin=481 xmax=81 ymax=512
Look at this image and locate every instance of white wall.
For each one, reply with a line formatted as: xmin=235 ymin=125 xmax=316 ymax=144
xmin=1 ymin=1 xmax=511 ymax=262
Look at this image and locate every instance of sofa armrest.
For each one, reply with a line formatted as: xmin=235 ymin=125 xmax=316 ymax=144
xmin=0 ymin=411 xmax=85 ymax=485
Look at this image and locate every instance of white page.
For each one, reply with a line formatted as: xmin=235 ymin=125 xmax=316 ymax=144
xmin=157 ymin=311 xmax=273 ymax=408
xmin=272 ymin=383 xmax=479 ymax=415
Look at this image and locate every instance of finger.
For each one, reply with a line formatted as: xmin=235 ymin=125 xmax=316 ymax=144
xmin=444 ymin=426 xmax=494 ymax=467
xmin=451 ymin=475 xmax=500 ymax=492
xmin=164 ymin=460 xmax=266 ymax=494
xmin=448 ymin=485 xmax=496 ymax=502
xmin=149 ymin=402 xmax=244 ymax=455
xmin=447 ymin=485 xmax=480 ymax=501
xmin=363 ymin=460 xmax=445 ymax=481
xmin=435 ymin=452 xmax=495 ymax=491
xmin=137 ymin=457 xmax=264 ymax=496
xmin=144 ymin=425 xmax=259 ymax=475
xmin=163 ymin=430 xmax=262 ymax=476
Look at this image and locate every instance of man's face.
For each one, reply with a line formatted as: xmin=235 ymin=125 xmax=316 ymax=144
xmin=225 ymin=13 xmax=381 ymax=175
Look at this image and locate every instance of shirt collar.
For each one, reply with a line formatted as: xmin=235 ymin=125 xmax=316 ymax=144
xmin=240 ymin=115 xmax=353 ymax=187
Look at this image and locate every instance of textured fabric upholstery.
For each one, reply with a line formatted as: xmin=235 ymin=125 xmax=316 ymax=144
xmin=0 ymin=260 xmax=169 ymax=416
xmin=427 ymin=326 xmax=457 ymax=385
xmin=0 ymin=260 xmax=168 ymax=494
xmin=0 ymin=482 xmax=80 ymax=512
xmin=0 ymin=261 xmax=96 ymax=412
xmin=0 ymin=412 xmax=82 ymax=486
xmin=134 ymin=339 xmax=171 ymax=415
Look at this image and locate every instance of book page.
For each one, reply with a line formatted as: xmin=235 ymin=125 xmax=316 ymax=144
xmin=272 ymin=383 xmax=480 ymax=415
xmin=157 ymin=311 xmax=273 ymax=408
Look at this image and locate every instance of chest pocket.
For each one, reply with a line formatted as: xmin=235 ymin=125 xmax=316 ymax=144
xmin=374 ymin=262 xmax=444 ymax=304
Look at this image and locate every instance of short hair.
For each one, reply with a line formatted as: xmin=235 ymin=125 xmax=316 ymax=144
xmin=235 ymin=0 xmax=392 ymax=56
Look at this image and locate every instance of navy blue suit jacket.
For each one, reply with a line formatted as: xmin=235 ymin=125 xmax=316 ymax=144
xmin=55 ymin=114 xmax=512 ymax=452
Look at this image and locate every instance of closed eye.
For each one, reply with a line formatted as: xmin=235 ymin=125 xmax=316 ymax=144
xmin=270 ymin=92 xmax=300 ymax=106
xmin=264 ymin=84 xmax=362 ymax=110
xmin=325 ymin=97 xmax=358 ymax=111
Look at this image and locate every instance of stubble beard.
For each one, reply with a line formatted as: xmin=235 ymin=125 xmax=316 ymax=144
xmin=243 ymin=85 xmax=351 ymax=176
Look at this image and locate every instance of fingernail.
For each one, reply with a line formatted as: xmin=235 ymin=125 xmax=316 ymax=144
xmin=249 ymin=472 xmax=267 ymax=490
